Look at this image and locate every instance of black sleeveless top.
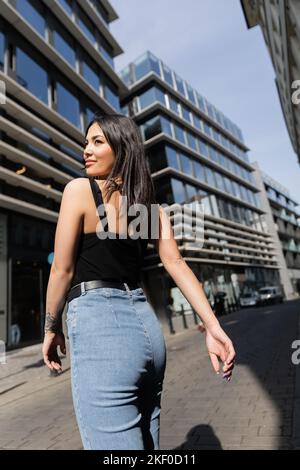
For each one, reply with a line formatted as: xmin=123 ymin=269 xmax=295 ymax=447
xmin=71 ymin=177 xmax=150 ymax=287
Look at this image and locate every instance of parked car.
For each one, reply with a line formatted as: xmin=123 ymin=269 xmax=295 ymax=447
xmin=239 ymin=291 xmax=259 ymax=308
xmin=257 ymin=286 xmax=283 ymax=305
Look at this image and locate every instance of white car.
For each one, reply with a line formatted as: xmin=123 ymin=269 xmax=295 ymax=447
xmin=239 ymin=292 xmax=259 ymax=308
xmin=258 ymin=286 xmax=283 ymax=305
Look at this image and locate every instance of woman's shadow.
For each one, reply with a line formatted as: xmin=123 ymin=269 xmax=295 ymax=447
xmin=173 ymin=424 xmax=222 ymax=450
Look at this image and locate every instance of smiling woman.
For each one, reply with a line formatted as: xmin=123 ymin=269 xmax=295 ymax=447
xmin=42 ymin=112 xmax=235 ymax=451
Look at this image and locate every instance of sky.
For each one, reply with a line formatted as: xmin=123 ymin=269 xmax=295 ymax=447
xmin=110 ymin=0 xmax=300 ymax=204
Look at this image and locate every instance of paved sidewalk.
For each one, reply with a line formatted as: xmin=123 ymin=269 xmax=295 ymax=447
xmin=0 ymin=299 xmax=299 ymax=450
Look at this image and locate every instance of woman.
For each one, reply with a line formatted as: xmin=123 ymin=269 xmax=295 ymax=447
xmin=42 ymin=113 xmax=235 ymax=450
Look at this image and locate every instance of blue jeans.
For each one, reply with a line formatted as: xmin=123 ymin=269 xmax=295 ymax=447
xmin=66 ymin=283 xmax=167 ymax=450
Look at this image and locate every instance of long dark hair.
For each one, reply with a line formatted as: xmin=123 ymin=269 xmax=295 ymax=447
xmin=84 ymin=112 xmax=158 ymax=233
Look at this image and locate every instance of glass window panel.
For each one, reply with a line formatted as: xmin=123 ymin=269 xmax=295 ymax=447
xmin=57 ymin=0 xmax=73 ymax=16
xmin=193 ymin=114 xmax=202 ymax=130
xmin=174 ymin=124 xmax=186 ymax=144
xmin=166 ymin=146 xmax=179 ymax=170
xmin=186 ymin=184 xmax=197 ymax=201
xmin=53 ymin=30 xmax=76 ymax=68
xmin=148 ymin=52 xmax=161 ymax=76
xmin=57 ymin=81 xmax=81 ymax=128
xmin=205 ymin=167 xmax=216 ymax=187
xmin=155 ymin=87 xmax=165 ymax=105
xmin=174 ymin=73 xmax=185 ymax=95
xmin=198 ymin=139 xmax=209 ymax=157
xmin=104 ymin=84 xmax=120 ymax=111
xmin=139 ymin=88 xmax=156 ymax=110
xmin=179 ymin=154 xmax=193 ymax=176
xmin=0 ymin=32 xmax=4 ymax=70
xmin=239 ymin=184 xmax=247 ymax=201
xmin=77 ymin=6 xmax=96 ymax=45
xmin=16 ymin=47 xmax=48 ymax=104
xmin=215 ymin=172 xmax=226 ymax=192
xmin=16 ymin=0 xmax=45 ymax=38
xmin=171 ymin=178 xmax=186 ymax=204
xmin=181 ymin=105 xmax=191 ymax=122
xmin=203 ymin=121 xmax=211 ymax=136
xmin=162 ymin=63 xmax=173 ymax=87
xmin=161 ymin=116 xmax=172 ymax=136
xmin=212 ymin=128 xmax=220 ymax=143
xmin=206 ymin=102 xmax=215 ymax=119
xmin=82 ymin=61 xmax=100 ymax=92
xmin=224 ymin=176 xmax=234 ymax=194
xmin=120 ymin=66 xmax=131 ymax=87
xmin=193 ymin=161 xmax=206 ymax=182
xmin=135 ymin=53 xmax=151 ymax=81
xmin=196 ymin=93 xmax=206 ymax=113
xmin=187 ymin=132 xmax=197 ymax=151
xmin=142 ymin=116 xmax=162 ymax=140
xmin=85 ymin=107 xmax=96 ymax=127
xmin=209 ymin=146 xmax=219 ymax=164
xmin=99 ymin=44 xmax=114 ymax=68
xmin=169 ymin=95 xmax=179 ymax=114
xmin=186 ymin=83 xmax=196 ymax=105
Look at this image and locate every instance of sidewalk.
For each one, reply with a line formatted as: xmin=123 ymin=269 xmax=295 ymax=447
xmin=0 ymin=299 xmax=300 ymax=450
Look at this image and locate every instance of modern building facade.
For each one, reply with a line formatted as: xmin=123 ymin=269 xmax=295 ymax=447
xmin=0 ymin=0 xmax=126 ymax=347
xmin=253 ymin=162 xmax=300 ymax=299
xmin=119 ymin=51 xmax=280 ymax=322
xmin=241 ymin=0 xmax=300 ymax=165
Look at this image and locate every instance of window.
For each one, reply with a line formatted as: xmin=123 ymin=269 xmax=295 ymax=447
xmin=174 ymin=124 xmax=186 ymax=144
xmin=0 ymin=31 xmax=4 ymax=70
xmin=209 ymin=146 xmax=219 ymax=164
xmin=174 ymin=73 xmax=185 ymax=95
xmin=139 ymin=87 xmax=165 ymax=110
xmin=85 ymin=107 xmax=96 ymax=128
xmin=198 ymin=139 xmax=209 ymax=158
xmin=104 ymin=83 xmax=120 ymax=111
xmin=99 ymin=36 xmax=114 ymax=69
xmin=169 ymin=95 xmax=179 ymax=114
xmin=77 ymin=5 xmax=96 ymax=45
xmin=171 ymin=178 xmax=186 ymax=204
xmin=187 ymin=132 xmax=197 ymax=152
xmin=203 ymin=121 xmax=211 ymax=136
xmin=186 ymin=83 xmax=196 ymax=105
xmin=205 ymin=167 xmax=216 ymax=187
xmin=215 ymin=172 xmax=226 ymax=192
xmin=224 ymin=176 xmax=234 ymax=195
xmin=193 ymin=114 xmax=202 ymax=130
xmin=181 ymin=105 xmax=191 ymax=122
xmin=212 ymin=128 xmax=220 ymax=143
xmin=193 ymin=161 xmax=205 ymax=182
xmin=161 ymin=116 xmax=172 ymax=136
xmin=60 ymin=144 xmax=82 ymax=162
xmin=16 ymin=0 xmax=45 ymax=38
xmin=135 ymin=52 xmax=160 ymax=81
xmin=57 ymin=0 xmax=73 ymax=16
xmin=186 ymin=184 xmax=197 ymax=202
xmin=196 ymin=93 xmax=206 ymax=113
xmin=179 ymin=154 xmax=193 ymax=176
xmin=16 ymin=47 xmax=48 ymax=104
xmin=53 ymin=28 xmax=76 ymax=68
xmin=56 ymin=81 xmax=81 ymax=129
xmin=166 ymin=146 xmax=179 ymax=170
xmin=162 ymin=63 xmax=173 ymax=87
xmin=206 ymin=102 xmax=215 ymax=120
xmin=142 ymin=116 xmax=163 ymax=140
xmin=82 ymin=60 xmax=100 ymax=92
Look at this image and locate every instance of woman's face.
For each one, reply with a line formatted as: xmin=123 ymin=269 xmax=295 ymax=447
xmin=83 ymin=122 xmax=116 ymax=178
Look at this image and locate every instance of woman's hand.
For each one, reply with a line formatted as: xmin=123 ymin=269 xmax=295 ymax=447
xmin=42 ymin=331 xmax=66 ymax=372
xmin=205 ymin=322 xmax=236 ymax=381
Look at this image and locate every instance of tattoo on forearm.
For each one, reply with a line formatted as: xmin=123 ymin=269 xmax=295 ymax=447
xmin=44 ymin=312 xmax=62 ymax=334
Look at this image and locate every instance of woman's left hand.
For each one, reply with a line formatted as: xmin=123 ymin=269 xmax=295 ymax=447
xmin=205 ymin=322 xmax=236 ymax=381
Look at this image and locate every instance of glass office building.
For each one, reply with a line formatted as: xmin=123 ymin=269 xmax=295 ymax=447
xmin=0 ymin=0 xmax=126 ymax=347
xmin=253 ymin=165 xmax=300 ymax=298
xmin=119 ymin=51 xmax=280 ymax=321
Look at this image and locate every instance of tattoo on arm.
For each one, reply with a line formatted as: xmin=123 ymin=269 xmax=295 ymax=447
xmin=44 ymin=312 xmax=62 ymax=334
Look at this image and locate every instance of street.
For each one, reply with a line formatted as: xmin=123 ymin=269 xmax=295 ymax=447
xmin=0 ymin=299 xmax=299 ymax=450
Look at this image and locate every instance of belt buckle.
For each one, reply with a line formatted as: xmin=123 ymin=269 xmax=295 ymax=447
xmin=80 ymin=282 xmax=87 ymax=296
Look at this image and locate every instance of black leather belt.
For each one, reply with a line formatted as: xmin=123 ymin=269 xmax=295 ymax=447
xmin=66 ymin=280 xmax=141 ymax=303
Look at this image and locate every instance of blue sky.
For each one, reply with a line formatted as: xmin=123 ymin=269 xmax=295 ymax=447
xmin=110 ymin=0 xmax=300 ymax=203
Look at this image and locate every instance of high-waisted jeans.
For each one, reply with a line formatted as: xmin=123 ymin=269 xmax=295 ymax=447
xmin=66 ymin=283 xmax=167 ymax=450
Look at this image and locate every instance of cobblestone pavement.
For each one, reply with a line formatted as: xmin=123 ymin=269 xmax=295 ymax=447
xmin=0 ymin=299 xmax=299 ymax=450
